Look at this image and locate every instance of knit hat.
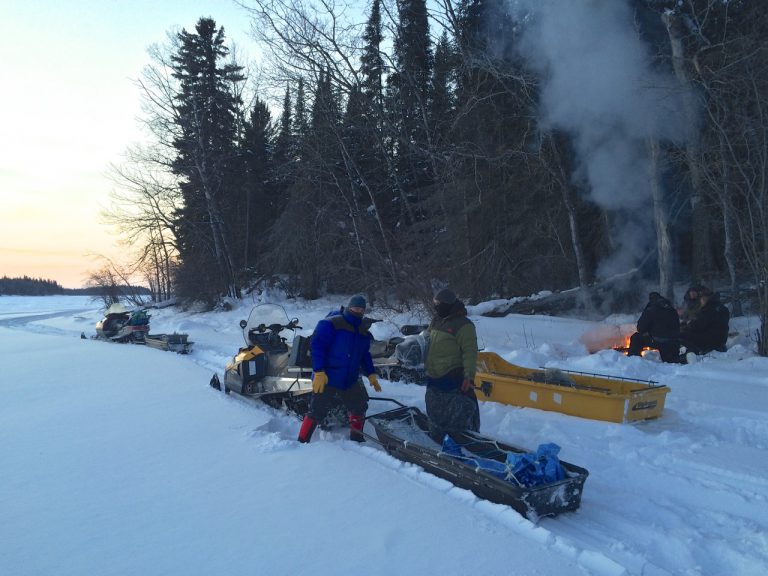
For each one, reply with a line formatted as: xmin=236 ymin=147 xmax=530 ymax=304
xmin=648 ymin=291 xmax=661 ymax=302
xmin=348 ymin=294 xmax=367 ymax=309
xmin=433 ymin=288 xmax=457 ymax=305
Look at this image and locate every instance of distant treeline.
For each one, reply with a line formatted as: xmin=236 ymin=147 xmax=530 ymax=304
xmin=0 ymin=276 xmax=151 ymax=297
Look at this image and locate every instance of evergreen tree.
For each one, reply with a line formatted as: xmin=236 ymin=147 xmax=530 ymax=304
xmin=447 ymin=0 xmax=580 ymax=297
xmin=430 ymin=30 xmax=457 ymax=146
xmin=354 ymin=0 xmax=399 ymax=234
xmin=241 ymin=97 xmax=273 ymax=273
xmin=170 ymin=17 xmax=244 ymax=300
xmin=294 ymin=78 xmax=309 ymax=156
xmin=360 ymin=0 xmax=384 ymax=108
xmin=389 ymin=0 xmax=433 ymax=200
xmin=273 ymin=85 xmax=293 ymax=175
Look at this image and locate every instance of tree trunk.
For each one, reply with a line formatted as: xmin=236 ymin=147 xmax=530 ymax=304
xmin=192 ymin=108 xmax=239 ymax=299
xmin=198 ymin=167 xmax=238 ymax=299
xmin=718 ymin=132 xmax=742 ymax=317
xmin=548 ymin=134 xmax=589 ymax=289
xmin=648 ymin=138 xmax=674 ymax=300
xmin=760 ymin=283 xmax=768 ymax=357
xmin=662 ymin=12 xmax=714 ymax=280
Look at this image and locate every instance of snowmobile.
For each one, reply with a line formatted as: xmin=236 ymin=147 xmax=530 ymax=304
xmin=209 ymin=305 xmax=417 ymax=425
xmin=209 ymin=306 xmax=590 ymax=518
xmin=95 ymin=303 xmax=150 ymax=343
xmin=209 ymin=304 xmax=314 ymax=410
xmin=371 ymin=324 xmax=429 ymax=384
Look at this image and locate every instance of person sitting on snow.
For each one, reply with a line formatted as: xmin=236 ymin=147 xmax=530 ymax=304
xmin=679 ymin=284 xmax=705 ymax=330
xmin=297 ymin=294 xmax=381 ymax=443
xmin=681 ymin=287 xmax=730 ymax=361
xmin=627 ymin=292 xmax=681 ymax=363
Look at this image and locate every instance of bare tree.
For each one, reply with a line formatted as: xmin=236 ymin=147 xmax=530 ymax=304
xmin=86 ymin=260 xmax=148 ymax=308
xmin=106 ymin=145 xmax=181 ymax=301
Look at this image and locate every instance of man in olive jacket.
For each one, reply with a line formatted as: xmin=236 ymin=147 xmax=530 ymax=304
xmin=425 ymin=288 xmax=480 ymax=440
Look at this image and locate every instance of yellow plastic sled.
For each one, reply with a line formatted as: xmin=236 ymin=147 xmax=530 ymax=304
xmin=475 ymin=352 xmax=670 ymax=423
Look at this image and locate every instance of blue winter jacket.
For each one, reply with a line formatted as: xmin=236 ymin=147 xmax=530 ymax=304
xmin=311 ymin=310 xmax=375 ymax=390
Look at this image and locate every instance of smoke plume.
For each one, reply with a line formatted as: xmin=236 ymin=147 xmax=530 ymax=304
xmin=507 ymin=0 xmax=686 ymax=278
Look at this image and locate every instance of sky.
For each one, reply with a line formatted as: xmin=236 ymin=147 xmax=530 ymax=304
xmin=1 ymin=293 xmax=767 ymax=575
xmin=0 ymin=1 xmax=254 ymax=288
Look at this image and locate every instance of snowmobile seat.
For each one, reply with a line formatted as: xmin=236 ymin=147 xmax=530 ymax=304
xmin=288 ymin=335 xmax=313 ymax=368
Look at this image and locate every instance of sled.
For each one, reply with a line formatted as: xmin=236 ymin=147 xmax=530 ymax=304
xmin=474 ymin=352 xmax=670 ymax=423
xmin=366 ymin=405 xmax=589 ymax=519
xmin=145 ymin=333 xmax=193 ymax=354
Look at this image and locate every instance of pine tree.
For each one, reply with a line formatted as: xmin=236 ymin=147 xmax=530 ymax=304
xmin=360 ymin=0 xmax=384 ymax=108
xmin=390 ymin=0 xmax=433 ymax=197
xmin=266 ymin=75 xmax=320 ymax=298
xmin=273 ymin=85 xmax=293 ymax=175
xmin=294 ymin=78 xmax=309 ymax=156
xmin=170 ymin=17 xmax=244 ymax=300
xmin=241 ymin=97 xmax=273 ymax=272
xmin=430 ymin=30 xmax=457 ymax=146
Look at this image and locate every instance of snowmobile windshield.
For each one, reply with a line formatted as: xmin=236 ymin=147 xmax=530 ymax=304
xmin=394 ymin=332 xmax=429 ymax=369
xmin=242 ymin=304 xmax=296 ymax=346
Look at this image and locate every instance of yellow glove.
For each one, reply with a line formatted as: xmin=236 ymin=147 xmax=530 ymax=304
xmin=312 ymin=371 xmax=328 ymax=394
xmin=368 ymin=374 xmax=381 ymax=392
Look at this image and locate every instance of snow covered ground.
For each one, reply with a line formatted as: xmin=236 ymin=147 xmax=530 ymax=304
xmin=1 ymin=294 xmax=767 ymax=576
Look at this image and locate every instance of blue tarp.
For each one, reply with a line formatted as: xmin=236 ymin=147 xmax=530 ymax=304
xmin=441 ymin=436 xmax=566 ymax=487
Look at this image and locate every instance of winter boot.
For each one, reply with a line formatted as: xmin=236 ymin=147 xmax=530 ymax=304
xmin=298 ymin=416 xmax=318 ymax=443
xmin=349 ymin=413 xmax=366 ymax=443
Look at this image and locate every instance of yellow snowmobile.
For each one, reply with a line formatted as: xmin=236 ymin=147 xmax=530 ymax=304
xmin=210 ymin=304 xmax=313 ymax=408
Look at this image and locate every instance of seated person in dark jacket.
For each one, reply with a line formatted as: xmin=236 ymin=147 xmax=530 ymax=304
xmin=627 ymin=292 xmax=681 ymax=363
xmin=681 ymin=287 xmax=730 ymax=355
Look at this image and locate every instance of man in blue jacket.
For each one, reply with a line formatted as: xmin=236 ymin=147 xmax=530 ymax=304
xmin=297 ymin=295 xmax=381 ymax=443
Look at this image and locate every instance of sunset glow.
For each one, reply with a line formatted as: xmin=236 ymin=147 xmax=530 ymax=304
xmin=0 ymin=1 xmax=251 ymax=288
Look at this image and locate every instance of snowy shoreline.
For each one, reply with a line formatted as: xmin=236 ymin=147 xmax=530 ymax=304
xmin=1 ymin=295 xmax=766 ymax=576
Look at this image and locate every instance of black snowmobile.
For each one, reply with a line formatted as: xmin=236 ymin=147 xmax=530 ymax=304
xmin=95 ymin=303 xmax=150 ymax=343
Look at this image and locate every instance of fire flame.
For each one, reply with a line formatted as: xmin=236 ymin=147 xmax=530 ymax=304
xmin=613 ymin=335 xmax=652 ymax=356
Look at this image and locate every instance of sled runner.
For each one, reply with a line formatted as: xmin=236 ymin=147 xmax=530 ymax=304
xmin=366 ymin=405 xmax=589 ymax=520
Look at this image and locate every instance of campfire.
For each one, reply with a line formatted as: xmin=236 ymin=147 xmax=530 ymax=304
xmin=612 ymin=336 xmax=652 ymax=356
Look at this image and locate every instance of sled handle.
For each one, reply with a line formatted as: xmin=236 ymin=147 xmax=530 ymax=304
xmin=364 ymin=397 xmax=408 ymax=421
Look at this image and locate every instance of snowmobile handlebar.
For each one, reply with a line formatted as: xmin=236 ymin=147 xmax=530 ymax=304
xmin=253 ymin=318 xmax=302 ymax=334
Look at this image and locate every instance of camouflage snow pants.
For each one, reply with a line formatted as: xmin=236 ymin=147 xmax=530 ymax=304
xmin=425 ymin=385 xmax=480 ymax=442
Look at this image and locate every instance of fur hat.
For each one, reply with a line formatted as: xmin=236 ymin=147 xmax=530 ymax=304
xmin=348 ymin=294 xmax=367 ymax=309
xmin=433 ymin=288 xmax=457 ymax=304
